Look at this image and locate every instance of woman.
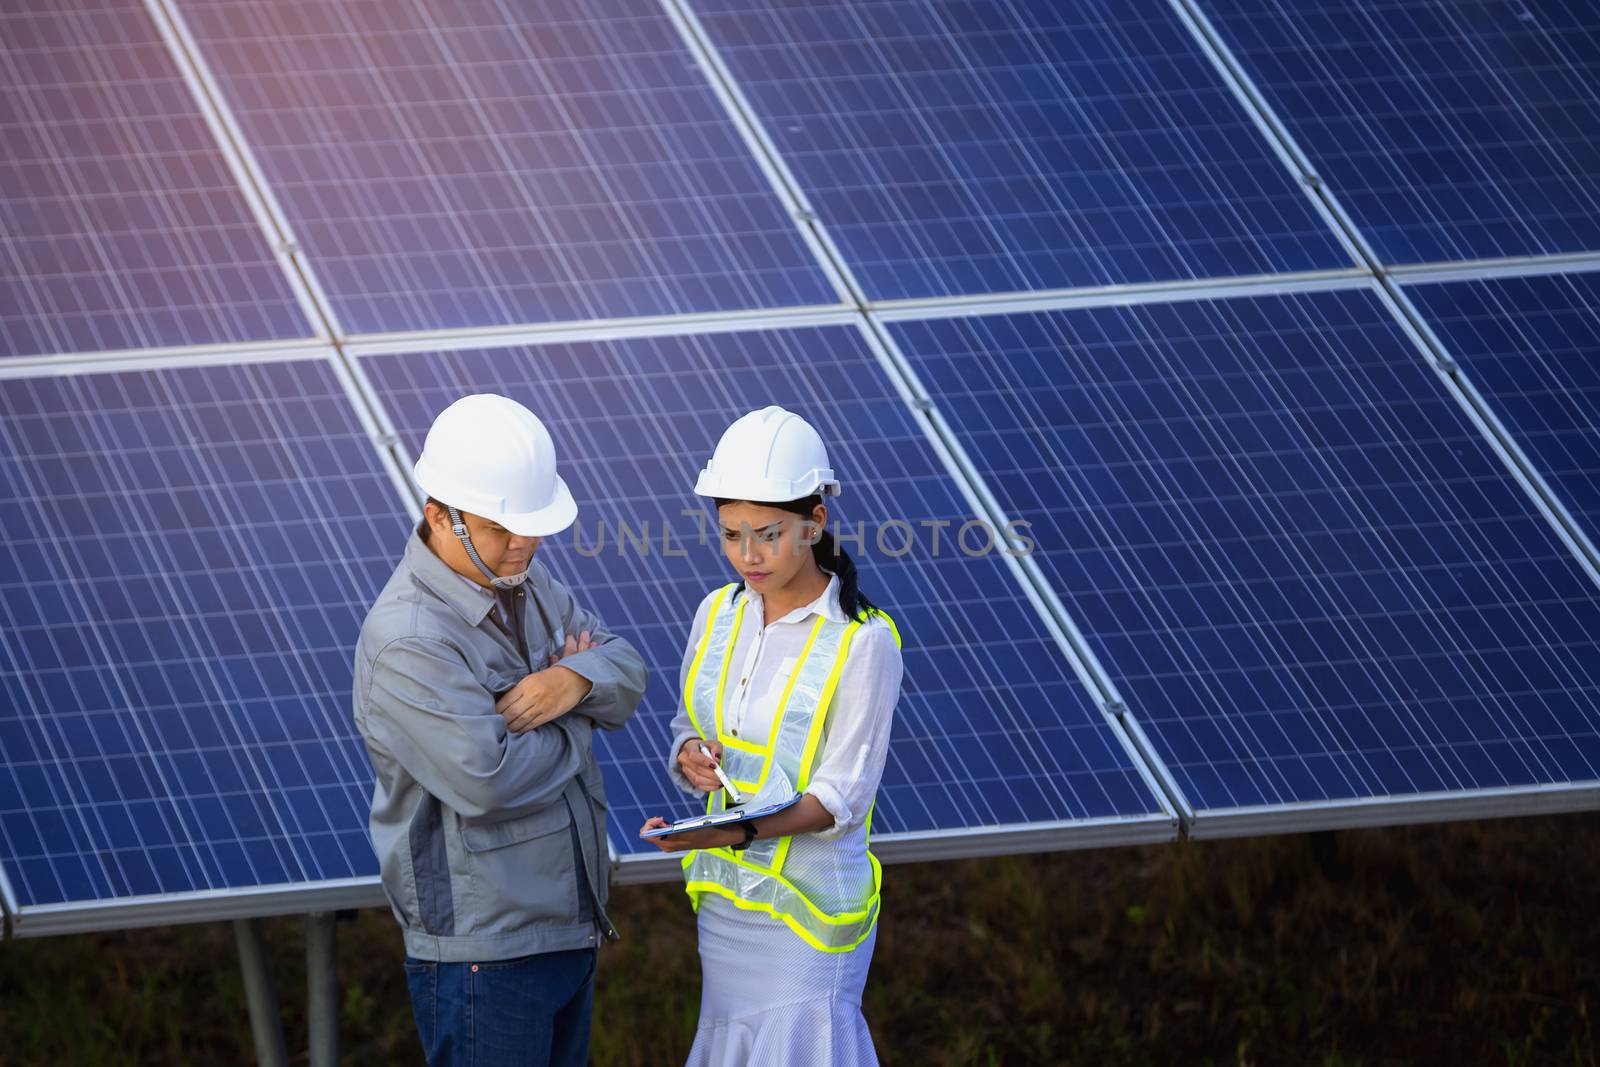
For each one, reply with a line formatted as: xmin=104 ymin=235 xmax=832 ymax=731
xmin=641 ymin=405 xmax=904 ymax=1066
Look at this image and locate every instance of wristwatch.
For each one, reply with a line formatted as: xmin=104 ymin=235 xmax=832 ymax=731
xmin=729 ymin=820 xmax=758 ymax=852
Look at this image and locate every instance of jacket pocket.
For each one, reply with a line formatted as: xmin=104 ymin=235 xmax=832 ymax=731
xmin=457 ymin=802 xmax=581 ymax=937
xmin=459 ymin=802 xmax=570 ymax=853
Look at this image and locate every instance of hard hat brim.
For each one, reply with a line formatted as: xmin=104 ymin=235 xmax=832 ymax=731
xmin=492 ymin=475 xmax=578 ymax=538
xmin=418 ymin=464 xmax=578 ymax=538
xmin=693 ymin=468 xmax=840 ymax=501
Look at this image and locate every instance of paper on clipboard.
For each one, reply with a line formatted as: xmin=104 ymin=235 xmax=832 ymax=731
xmin=640 ymin=793 xmax=803 ymax=839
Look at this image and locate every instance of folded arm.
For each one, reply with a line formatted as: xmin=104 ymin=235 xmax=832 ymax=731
xmin=365 ymin=636 xmax=593 ymax=821
xmin=531 ymin=563 xmax=648 ymax=731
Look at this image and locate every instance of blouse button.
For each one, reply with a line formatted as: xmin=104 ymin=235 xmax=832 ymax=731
xmin=731 ymin=728 xmax=739 ymax=737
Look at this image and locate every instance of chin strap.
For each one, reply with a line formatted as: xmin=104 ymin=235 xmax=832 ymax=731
xmin=447 ymin=504 xmax=527 ymax=590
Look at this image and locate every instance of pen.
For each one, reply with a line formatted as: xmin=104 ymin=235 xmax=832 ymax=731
xmin=698 ymin=744 xmax=743 ymax=804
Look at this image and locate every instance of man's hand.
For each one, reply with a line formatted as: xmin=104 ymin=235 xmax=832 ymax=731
xmin=677 ymin=738 xmax=724 ymax=792
xmin=543 ymin=630 xmax=595 ymax=670
xmin=496 ymin=631 xmax=596 ymax=733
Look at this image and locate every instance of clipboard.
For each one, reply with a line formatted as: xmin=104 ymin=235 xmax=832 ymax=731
xmin=640 ymin=793 xmax=802 ymax=839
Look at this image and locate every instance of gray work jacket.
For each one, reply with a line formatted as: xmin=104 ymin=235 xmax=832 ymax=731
xmin=353 ymin=530 xmax=647 ymax=962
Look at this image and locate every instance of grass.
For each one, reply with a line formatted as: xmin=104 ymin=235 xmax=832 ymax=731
xmin=1 ymin=812 xmax=1595 ymax=1066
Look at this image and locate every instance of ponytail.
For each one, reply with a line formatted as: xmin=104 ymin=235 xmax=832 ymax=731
xmin=810 ymin=522 xmax=876 ymax=622
xmin=714 ymin=494 xmax=880 ymax=623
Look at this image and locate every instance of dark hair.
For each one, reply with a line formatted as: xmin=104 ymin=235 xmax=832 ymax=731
xmin=713 ymin=494 xmax=879 ymax=623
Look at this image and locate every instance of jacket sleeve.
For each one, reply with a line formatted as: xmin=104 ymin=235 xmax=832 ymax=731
xmin=665 ymin=588 xmax=719 ymax=796
xmin=534 ymin=563 xmax=648 ymax=732
xmin=363 ymin=635 xmax=593 ymax=821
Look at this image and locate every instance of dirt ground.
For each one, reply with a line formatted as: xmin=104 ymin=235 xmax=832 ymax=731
xmin=1 ymin=811 xmax=1594 ymax=1066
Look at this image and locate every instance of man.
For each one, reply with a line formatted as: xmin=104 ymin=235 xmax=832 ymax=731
xmin=353 ymin=393 xmax=647 ymax=1067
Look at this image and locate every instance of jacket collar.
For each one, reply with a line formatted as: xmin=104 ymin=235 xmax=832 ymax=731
xmin=404 ymin=527 xmax=497 ymax=626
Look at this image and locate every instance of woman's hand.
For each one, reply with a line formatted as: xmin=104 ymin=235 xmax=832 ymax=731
xmin=637 ymin=795 xmax=835 ymax=854
xmin=677 ymin=738 xmax=725 ymax=792
xmin=638 ymin=817 xmax=743 ymax=853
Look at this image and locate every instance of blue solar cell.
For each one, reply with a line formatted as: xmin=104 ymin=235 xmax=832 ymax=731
xmin=0 ymin=359 xmax=406 ymax=909
xmin=177 ymin=0 xmax=837 ymax=335
xmin=1200 ymin=0 xmax=1600 ymax=264
xmin=888 ymin=288 xmax=1600 ymax=819
xmin=0 ymin=2 xmax=311 ymax=357
xmin=1406 ymin=270 xmax=1600 ymax=545
xmin=359 ymin=324 xmax=1167 ymax=857
xmin=688 ymin=0 xmax=1347 ymax=300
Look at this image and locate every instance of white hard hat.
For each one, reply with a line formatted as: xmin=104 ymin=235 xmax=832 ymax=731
xmin=413 ymin=394 xmax=577 ymax=537
xmin=694 ymin=406 xmax=840 ymax=501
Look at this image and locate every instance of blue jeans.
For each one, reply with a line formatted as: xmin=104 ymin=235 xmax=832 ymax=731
xmin=404 ymin=948 xmax=597 ymax=1067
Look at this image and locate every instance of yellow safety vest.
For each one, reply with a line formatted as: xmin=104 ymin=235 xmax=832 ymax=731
xmin=679 ymin=582 xmax=901 ymax=952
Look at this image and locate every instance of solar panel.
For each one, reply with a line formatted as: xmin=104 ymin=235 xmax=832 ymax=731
xmin=0 ymin=1 xmax=312 ymax=358
xmin=357 ymin=322 xmax=1173 ymax=869
xmin=10 ymin=0 xmax=1592 ymax=947
xmin=174 ymin=0 xmax=839 ymax=336
xmin=1405 ymin=269 xmax=1600 ymax=548
xmin=1198 ymin=0 xmax=1600 ymax=264
xmin=0 ymin=358 xmax=406 ymax=929
xmin=685 ymin=0 xmax=1348 ymax=301
xmin=886 ymin=285 xmax=1600 ymax=832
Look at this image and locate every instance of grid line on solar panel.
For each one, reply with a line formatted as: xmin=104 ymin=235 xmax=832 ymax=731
xmin=1194 ymin=0 xmax=1600 ymax=266
xmin=1390 ymin=255 xmax=1600 ymax=286
xmin=0 ymin=339 xmax=340 ymax=384
xmin=0 ymin=357 xmax=407 ymax=909
xmin=174 ymin=0 xmax=839 ymax=335
xmin=683 ymin=0 xmax=1348 ymax=302
xmin=0 ymin=1 xmax=312 ymax=358
xmin=886 ymin=286 xmax=1600 ymax=822
xmin=356 ymin=322 xmax=1169 ymax=856
xmin=1404 ymin=270 xmax=1600 ymax=560
xmin=865 ymin=273 xmax=1376 ymax=326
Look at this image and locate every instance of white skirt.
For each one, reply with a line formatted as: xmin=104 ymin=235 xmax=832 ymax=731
xmin=684 ymin=894 xmax=879 ymax=1067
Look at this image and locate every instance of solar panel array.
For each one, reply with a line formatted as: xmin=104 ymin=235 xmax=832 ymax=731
xmin=178 ymin=0 xmax=839 ymax=333
xmin=2 ymin=0 xmax=1597 ymax=933
xmin=0 ymin=358 xmax=407 ymax=926
xmin=0 ymin=1 xmax=311 ymax=357
xmin=689 ymin=0 xmax=1348 ymax=298
xmin=886 ymin=288 xmax=1600 ymax=830
xmin=1197 ymin=0 xmax=1600 ymax=264
xmin=1404 ymin=269 xmax=1600 ymax=548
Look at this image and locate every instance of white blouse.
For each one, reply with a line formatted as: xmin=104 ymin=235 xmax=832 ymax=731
xmin=665 ymin=573 xmax=903 ymax=841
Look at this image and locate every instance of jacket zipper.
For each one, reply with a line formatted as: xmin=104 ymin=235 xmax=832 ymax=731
xmin=572 ymin=778 xmax=619 ymax=941
xmin=510 ymin=586 xmax=617 ymax=942
xmin=564 ymin=788 xmax=619 ymax=942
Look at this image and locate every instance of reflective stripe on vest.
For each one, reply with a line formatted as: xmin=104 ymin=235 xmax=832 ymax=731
xmin=679 ymin=582 xmax=898 ymax=952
